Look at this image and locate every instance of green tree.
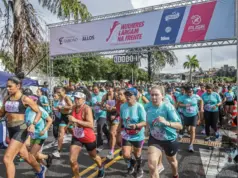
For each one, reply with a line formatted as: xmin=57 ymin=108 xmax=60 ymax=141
xmin=147 ymin=50 xmax=178 ymax=82
xmin=0 ymin=0 xmax=90 ymax=74
xmin=38 ymin=0 xmax=91 ymax=21
xmin=46 ymin=56 xmax=148 ymax=83
xmin=0 ymin=51 xmax=14 ymax=72
xmin=183 ymin=55 xmax=200 ymax=82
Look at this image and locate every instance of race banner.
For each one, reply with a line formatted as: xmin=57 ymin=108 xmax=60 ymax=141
xmin=49 ymin=0 xmax=235 ymax=57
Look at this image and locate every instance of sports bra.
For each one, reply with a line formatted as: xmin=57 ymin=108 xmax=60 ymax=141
xmin=59 ymin=98 xmax=67 ymax=107
xmin=4 ymin=95 xmax=26 ymax=114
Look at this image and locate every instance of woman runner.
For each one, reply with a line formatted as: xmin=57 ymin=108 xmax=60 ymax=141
xmin=115 ymin=88 xmax=127 ymax=155
xmin=178 ymin=86 xmax=203 ymax=152
xmin=0 ymin=74 xmax=46 ymax=178
xmin=223 ymin=86 xmax=236 ymax=118
xmin=119 ymin=88 xmax=146 ymax=178
xmin=147 ymin=86 xmax=182 ymax=178
xmin=101 ymin=84 xmax=118 ymax=159
xmin=68 ymin=91 xmax=105 ymax=178
xmin=201 ymin=84 xmax=222 ymax=141
xmin=53 ymin=87 xmax=73 ymax=158
xmin=25 ymin=94 xmax=53 ymax=167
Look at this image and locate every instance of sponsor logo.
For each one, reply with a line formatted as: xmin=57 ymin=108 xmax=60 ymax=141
xmin=165 ymin=26 xmax=172 ymax=33
xmin=191 ymin=15 xmax=202 ymax=25
xmin=59 ymin=36 xmax=78 ymax=45
xmin=161 ymin=36 xmax=170 ymax=41
xmin=82 ymin=35 xmax=95 ymax=41
xmin=188 ymin=15 xmax=205 ymax=32
xmin=165 ymin=12 xmax=180 ymax=21
xmin=106 ymin=20 xmax=145 ymax=44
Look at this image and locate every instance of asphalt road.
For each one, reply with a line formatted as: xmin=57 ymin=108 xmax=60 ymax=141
xmin=0 ymin=128 xmax=238 ymax=178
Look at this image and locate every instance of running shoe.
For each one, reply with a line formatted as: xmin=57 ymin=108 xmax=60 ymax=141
xmin=128 ymin=159 xmax=136 ymax=175
xmin=52 ymin=150 xmax=60 ymax=158
xmin=97 ymin=166 xmax=105 ymax=178
xmin=16 ymin=156 xmax=25 ymax=162
xmin=189 ymin=145 xmax=194 ymax=153
xmin=106 ymin=152 xmax=114 ymax=160
xmin=35 ymin=165 xmax=47 ymax=178
xmin=204 ymin=136 xmax=210 ymax=141
xmin=135 ymin=167 xmax=144 ymax=178
xmin=46 ymin=154 xmax=53 ymax=168
xmin=158 ymin=164 xmax=164 ymax=174
xmin=173 ymin=174 xmax=179 ymax=178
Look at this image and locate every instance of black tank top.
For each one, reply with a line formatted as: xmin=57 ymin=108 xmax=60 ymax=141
xmin=4 ymin=95 xmax=27 ymax=114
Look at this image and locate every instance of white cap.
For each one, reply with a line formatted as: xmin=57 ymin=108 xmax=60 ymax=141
xmin=74 ymin=92 xmax=86 ymax=99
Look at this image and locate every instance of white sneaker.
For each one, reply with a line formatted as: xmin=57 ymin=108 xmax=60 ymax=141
xmin=106 ymin=152 xmax=114 ymax=160
xmin=189 ymin=145 xmax=194 ymax=153
xmin=157 ymin=165 xmax=164 ymax=174
xmin=52 ymin=150 xmax=60 ymax=158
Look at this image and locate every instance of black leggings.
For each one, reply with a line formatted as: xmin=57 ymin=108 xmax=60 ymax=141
xmin=96 ymin=117 xmax=110 ymax=147
xmin=204 ymin=111 xmax=219 ymax=136
xmin=53 ymin=117 xmax=60 ymax=139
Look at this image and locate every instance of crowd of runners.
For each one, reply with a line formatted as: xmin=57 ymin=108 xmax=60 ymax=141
xmin=0 ymin=73 xmax=237 ymax=178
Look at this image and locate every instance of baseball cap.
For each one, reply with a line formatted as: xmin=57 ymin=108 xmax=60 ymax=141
xmin=28 ymin=95 xmax=39 ymax=101
xmin=74 ymin=92 xmax=86 ymax=99
xmin=124 ymin=88 xmax=138 ymax=96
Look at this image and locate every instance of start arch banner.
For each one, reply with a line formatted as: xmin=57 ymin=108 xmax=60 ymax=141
xmin=49 ymin=0 xmax=235 ymax=57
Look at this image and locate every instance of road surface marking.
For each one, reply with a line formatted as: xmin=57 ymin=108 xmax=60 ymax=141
xmin=77 ymin=148 xmax=121 ymax=177
xmin=87 ymin=155 xmax=122 ymax=178
xmin=200 ymin=148 xmax=228 ymax=178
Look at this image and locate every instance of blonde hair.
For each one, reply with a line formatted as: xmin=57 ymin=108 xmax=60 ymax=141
xmin=151 ymin=85 xmax=165 ymax=96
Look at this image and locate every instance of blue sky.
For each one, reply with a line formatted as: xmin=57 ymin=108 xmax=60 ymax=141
xmin=0 ymin=0 xmax=236 ymax=73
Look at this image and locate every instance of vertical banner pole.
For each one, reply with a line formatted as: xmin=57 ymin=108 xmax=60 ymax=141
xmin=236 ymin=0 xmax=238 ymax=145
xmin=132 ymin=68 xmax=134 ymax=85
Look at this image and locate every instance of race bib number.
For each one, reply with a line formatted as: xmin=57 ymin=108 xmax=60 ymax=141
xmin=227 ymin=96 xmax=233 ymax=102
xmin=186 ymin=106 xmax=195 ymax=113
xmin=5 ymin=101 xmax=19 ymax=113
xmin=94 ymin=106 xmax=101 ymax=113
xmin=204 ymin=104 xmax=212 ymax=111
xmin=73 ymin=127 xmax=85 ymax=138
xmin=121 ymin=131 xmax=130 ymax=140
xmin=107 ymin=100 xmax=115 ymax=107
xmin=151 ymin=129 xmax=166 ymax=140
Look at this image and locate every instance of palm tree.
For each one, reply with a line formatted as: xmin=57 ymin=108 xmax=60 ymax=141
xmin=0 ymin=0 xmax=90 ymax=74
xmin=38 ymin=0 xmax=91 ymax=22
xmin=183 ymin=55 xmax=200 ymax=82
xmin=147 ymin=50 xmax=178 ymax=82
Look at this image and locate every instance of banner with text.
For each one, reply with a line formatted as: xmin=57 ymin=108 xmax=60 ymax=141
xmin=50 ymin=0 xmax=235 ymax=57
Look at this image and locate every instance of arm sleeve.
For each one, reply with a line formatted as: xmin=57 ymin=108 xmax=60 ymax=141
xmin=139 ymin=105 xmax=146 ymax=122
xmin=40 ymin=107 xmax=49 ymax=120
xmin=167 ymin=104 xmax=181 ymax=123
xmin=43 ymin=96 xmax=49 ymax=104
